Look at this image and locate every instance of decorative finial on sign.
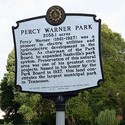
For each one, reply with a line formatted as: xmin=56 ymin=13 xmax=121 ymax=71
xmin=46 ymin=5 xmax=66 ymax=26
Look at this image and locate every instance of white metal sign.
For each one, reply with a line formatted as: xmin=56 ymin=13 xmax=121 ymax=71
xmin=12 ymin=12 xmax=103 ymax=94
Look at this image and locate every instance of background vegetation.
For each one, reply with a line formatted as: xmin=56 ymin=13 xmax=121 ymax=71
xmin=0 ymin=24 xmax=125 ymax=125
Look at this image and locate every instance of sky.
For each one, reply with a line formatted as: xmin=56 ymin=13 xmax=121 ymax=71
xmin=0 ymin=0 xmax=125 ymax=81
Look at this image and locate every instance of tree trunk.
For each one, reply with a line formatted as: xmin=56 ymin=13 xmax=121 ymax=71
xmin=67 ymin=116 xmax=76 ymax=125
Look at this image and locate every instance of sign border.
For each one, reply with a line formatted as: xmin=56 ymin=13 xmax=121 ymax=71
xmin=12 ymin=13 xmax=104 ymax=98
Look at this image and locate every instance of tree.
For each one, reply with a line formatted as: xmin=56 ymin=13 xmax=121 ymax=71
xmin=66 ymin=24 xmax=125 ymax=125
xmin=0 ymin=50 xmax=24 ymax=124
xmin=66 ymin=92 xmax=93 ymax=125
xmin=0 ymin=50 xmax=55 ymax=125
xmin=16 ymin=93 xmax=55 ymax=125
xmin=95 ymin=109 xmax=119 ymax=125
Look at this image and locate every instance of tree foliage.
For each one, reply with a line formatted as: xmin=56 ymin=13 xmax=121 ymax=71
xmin=0 ymin=50 xmax=55 ymax=125
xmin=66 ymin=24 xmax=125 ymax=124
xmin=95 ymin=109 xmax=119 ymax=125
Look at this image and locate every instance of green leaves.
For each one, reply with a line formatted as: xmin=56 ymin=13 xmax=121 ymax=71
xmin=66 ymin=94 xmax=93 ymax=124
xmin=6 ymin=50 xmax=15 ymax=73
xmin=95 ymin=109 xmax=119 ymax=125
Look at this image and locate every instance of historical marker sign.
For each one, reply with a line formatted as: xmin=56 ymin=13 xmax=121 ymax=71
xmin=12 ymin=6 xmax=103 ymax=95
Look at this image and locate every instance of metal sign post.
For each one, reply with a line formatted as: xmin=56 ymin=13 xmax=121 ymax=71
xmin=56 ymin=96 xmax=65 ymax=125
xmin=12 ymin=5 xmax=104 ymax=125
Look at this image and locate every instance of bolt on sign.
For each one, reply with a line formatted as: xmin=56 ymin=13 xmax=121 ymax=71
xmin=12 ymin=6 xmax=104 ymax=96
